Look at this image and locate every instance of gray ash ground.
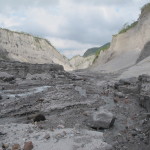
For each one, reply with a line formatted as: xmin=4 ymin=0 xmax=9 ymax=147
xmin=0 ymin=61 xmax=150 ymax=150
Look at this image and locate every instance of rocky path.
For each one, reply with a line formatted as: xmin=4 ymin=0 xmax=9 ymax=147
xmin=0 ymin=62 xmax=150 ymax=150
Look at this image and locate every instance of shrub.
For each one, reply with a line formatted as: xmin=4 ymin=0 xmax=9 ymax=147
xmin=93 ymin=43 xmax=110 ymax=63
xmin=118 ymin=21 xmax=138 ymax=34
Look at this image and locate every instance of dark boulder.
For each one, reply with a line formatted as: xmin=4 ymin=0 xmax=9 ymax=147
xmin=0 ymin=95 xmax=2 ymax=100
xmin=33 ymin=114 xmax=46 ymax=122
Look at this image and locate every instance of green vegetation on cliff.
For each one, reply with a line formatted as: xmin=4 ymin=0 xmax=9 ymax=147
xmin=118 ymin=21 xmax=138 ymax=34
xmin=117 ymin=3 xmax=150 ymax=35
xmin=83 ymin=47 xmax=100 ymax=57
xmin=83 ymin=43 xmax=110 ymax=58
xmin=93 ymin=43 xmax=110 ymax=63
xmin=95 ymin=43 xmax=110 ymax=56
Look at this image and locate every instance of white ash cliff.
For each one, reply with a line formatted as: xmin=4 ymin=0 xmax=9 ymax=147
xmin=0 ymin=28 xmax=73 ymax=71
xmin=91 ymin=5 xmax=150 ymax=77
xmin=69 ymin=55 xmax=95 ymax=70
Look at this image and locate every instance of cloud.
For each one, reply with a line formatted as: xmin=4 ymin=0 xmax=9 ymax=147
xmin=63 ymin=49 xmax=86 ymax=59
xmin=0 ymin=14 xmax=21 ymax=28
xmin=47 ymin=37 xmax=98 ymax=58
xmin=71 ymin=0 xmax=131 ymax=6
xmin=0 ymin=0 xmax=149 ymax=58
xmin=0 ymin=0 xmax=59 ymax=12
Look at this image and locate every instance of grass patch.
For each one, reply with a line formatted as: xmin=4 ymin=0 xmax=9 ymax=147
xmin=118 ymin=21 xmax=138 ymax=34
xmin=114 ymin=3 xmax=150 ymax=36
xmin=93 ymin=43 xmax=110 ymax=63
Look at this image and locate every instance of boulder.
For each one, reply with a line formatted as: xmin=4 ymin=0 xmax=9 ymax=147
xmin=2 ymin=143 xmax=9 ymax=149
xmin=114 ymin=92 xmax=125 ymax=98
xmin=119 ymin=79 xmax=131 ymax=85
xmin=86 ymin=109 xmax=115 ymax=129
xmin=138 ymin=74 xmax=150 ymax=112
xmin=44 ymin=133 xmax=50 ymax=140
xmin=33 ymin=114 xmax=46 ymax=122
xmin=0 ymin=72 xmax=15 ymax=82
xmin=23 ymin=141 xmax=33 ymax=150
xmin=12 ymin=144 xmax=21 ymax=150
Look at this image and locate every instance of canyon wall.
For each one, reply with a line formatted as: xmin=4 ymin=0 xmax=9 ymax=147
xmin=91 ymin=6 xmax=150 ymax=75
xmin=0 ymin=29 xmax=73 ymax=71
xmin=69 ymin=55 xmax=95 ymax=70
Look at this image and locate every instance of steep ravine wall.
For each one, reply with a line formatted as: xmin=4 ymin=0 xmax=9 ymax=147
xmin=69 ymin=55 xmax=95 ymax=70
xmin=91 ymin=7 xmax=150 ymax=73
xmin=136 ymin=41 xmax=150 ymax=63
xmin=0 ymin=28 xmax=73 ymax=71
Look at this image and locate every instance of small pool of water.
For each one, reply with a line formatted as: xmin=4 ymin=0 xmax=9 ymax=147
xmin=1 ymin=86 xmax=51 ymax=98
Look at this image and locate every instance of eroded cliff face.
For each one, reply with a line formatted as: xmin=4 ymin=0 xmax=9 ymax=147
xmin=0 ymin=29 xmax=73 ymax=71
xmin=69 ymin=55 xmax=95 ymax=70
xmin=91 ymin=7 xmax=150 ymax=74
xmin=0 ymin=60 xmax=64 ymax=78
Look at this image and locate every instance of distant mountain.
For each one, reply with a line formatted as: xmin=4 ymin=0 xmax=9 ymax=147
xmin=83 ymin=43 xmax=110 ymax=57
xmin=83 ymin=47 xmax=100 ymax=57
xmin=69 ymin=55 xmax=95 ymax=70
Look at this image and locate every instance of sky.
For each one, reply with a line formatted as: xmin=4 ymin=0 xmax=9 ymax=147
xmin=0 ymin=0 xmax=149 ymax=58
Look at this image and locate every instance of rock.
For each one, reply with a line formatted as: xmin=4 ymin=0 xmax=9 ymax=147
xmin=114 ymin=97 xmax=120 ymax=103
xmin=138 ymin=74 xmax=150 ymax=82
xmin=0 ymin=95 xmax=2 ymax=100
xmin=44 ymin=133 xmax=50 ymax=140
xmin=0 ymin=132 xmax=6 ymax=136
xmin=82 ymin=111 xmax=89 ymax=116
xmin=2 ymin=143 xmax=9 ymax=149
xmin=12 ymin=144 xmax=21 ymax=150
xmin=119 ymin=79 xmax=131 ymax=85
xmin=33 ymin=114 xmax=46 ymax=122
xmin=114 ymin=92 xmax=125 ymax=98
xmin=36 ymin=98 xmax=45 ymax=103
xmin=138 ymin=74 xmax=150 ymax=112
xmin=9 ymin=80 xmax=16 ymax=84
xmin=23 ymin=141 xmax=33 ymax=150
xmin=87 ymin=109 xmax=116 ymax=129
xmin=55 ymin=131 xmax=67 ymax=140
xmin=114 ymin=82 xmax=119 ymax=90
xmin=75 ymin=86 xmax=87 ymax=97
xmin=57 ymin=125 xmax=65 ymax=129
xmin=0 ymin=72 xmax=15 ymax=82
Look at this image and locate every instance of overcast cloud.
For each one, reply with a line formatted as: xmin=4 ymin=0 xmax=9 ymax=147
xmin=0 ymin=0 xmax=149 ymax=58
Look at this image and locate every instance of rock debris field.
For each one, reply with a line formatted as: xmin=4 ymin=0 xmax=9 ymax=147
xmin=0 ymin=61 xmax=150 ymax=150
